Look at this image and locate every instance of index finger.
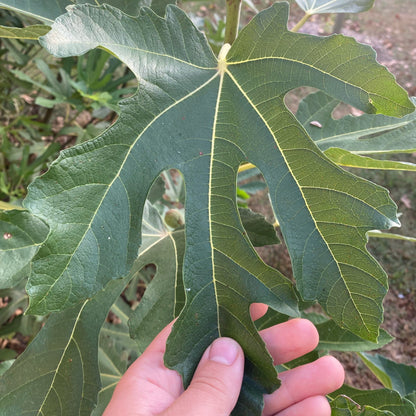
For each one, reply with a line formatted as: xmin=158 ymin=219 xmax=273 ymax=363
xmin=260 ymin=318 xmax=319 ymax=365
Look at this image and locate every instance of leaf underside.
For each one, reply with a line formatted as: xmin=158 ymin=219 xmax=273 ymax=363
xmin=295 ymin=0 xmax=375 ymax=14
xmin=17 ymin=2 xmax=414 ymax=413
xmin=0 ymin=210 xmax=49 ymax=289
xmin=295 ymin=92 xmax=416 ymax=171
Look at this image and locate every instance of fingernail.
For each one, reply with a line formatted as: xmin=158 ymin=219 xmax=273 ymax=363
xmin=209 ymin=338 xmax=239 ymax=365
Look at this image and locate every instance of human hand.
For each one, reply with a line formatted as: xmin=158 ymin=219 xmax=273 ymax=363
xmin=104 ymin=304 xmax=344 ymax=416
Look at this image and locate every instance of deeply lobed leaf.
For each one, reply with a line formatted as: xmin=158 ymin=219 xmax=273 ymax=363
xmin=19 ymin=2 xmax=414 ymax=413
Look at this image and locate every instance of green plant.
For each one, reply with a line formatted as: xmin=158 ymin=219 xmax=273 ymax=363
xmin=0 ymin=11 xmax=59 ymax=202
xmin=1 ymin=0 xmax=416 ymax=415
xmin=12 ymin=49 xmax=136 ymax=112
xmin=0 ymin=9 xmax=135 ymax=202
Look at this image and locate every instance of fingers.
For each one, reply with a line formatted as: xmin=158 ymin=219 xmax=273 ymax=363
xmin=263 ymin=355 xmax=344 ymax=416
xmin=250 ymin=303 xmax=269 ymax=321
xmin=271 ymin=396 xmax=331 ymax=416
xmin=260 ymin=318 xmax=319 ymax=365
xmin=103 ymin=322 xmax=184 ymax=416
xmin=162 ymin=338 xmax=244 ymax=416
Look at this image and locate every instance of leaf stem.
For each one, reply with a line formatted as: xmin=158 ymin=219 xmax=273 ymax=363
xmin=291 ymin=13 xmax=311 ymax=33
xmin=224 ymin=0 xmax=242 ymax=45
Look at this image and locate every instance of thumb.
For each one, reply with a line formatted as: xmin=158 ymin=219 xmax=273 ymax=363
xmin=162 ymin=338 xmax=244 ymax=416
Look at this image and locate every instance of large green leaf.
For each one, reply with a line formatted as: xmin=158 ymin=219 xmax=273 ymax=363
xmin=359 ymin=353 xmax=416 ymax=396
xmin=330 ymin=385 xmax=416 ymax=416
xmin=297 ymin=92 xmax=416 ymax=155
xmin=22 ymin=2 xmax=414 ymax=412
xmin=129 ymin=203 xmax=279 ymax=352
xmin=0 ymin=210 xmax=49 ymax=289
xmin=0 ymin=276 xmax=129 ymax=416
xmin=295 ymin=0 xmax=374 ymax=14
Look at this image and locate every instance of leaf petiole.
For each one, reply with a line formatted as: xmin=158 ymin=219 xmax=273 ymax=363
xmin=291 ymin=12 xmax=311 ymax=33
xmin=224 ymin=0 xmax=242 ymax=45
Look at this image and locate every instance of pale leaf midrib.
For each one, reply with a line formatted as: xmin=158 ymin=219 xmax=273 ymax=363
xmin=35 ymin=300 xmax=88 ymax=415
xmin=225 ymin=68 xmax=367 ymax=330
xmin=208 ymin=69 xmax=225 ymax=338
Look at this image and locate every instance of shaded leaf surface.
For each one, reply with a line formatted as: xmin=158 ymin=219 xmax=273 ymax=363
xmin=238 ymin=208 xmax=280 ymax=246
xmin=0 ymin=276 xmax=128 ymax=416
xmin=129 ymin=202 xmax=185 ymax=354
xmin=130 ymin=203 xmax=280 ymax=352
xmin=330 ymin=395 xmax=394 ymax=416
xmin=0 ymin=210 xmax=49 ymax=289
xmin=295 ymin=0 xmax=374 ymax=14
xmin=21 ymin=3 xmax=414 ymax=412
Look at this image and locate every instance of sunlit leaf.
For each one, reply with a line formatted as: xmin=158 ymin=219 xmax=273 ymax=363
xmin=295 ymin=0 xmax=374 ymax=14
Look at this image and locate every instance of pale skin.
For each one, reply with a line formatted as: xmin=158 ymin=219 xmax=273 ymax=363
xmin=104 ymin=304 xmax=344 ymax=416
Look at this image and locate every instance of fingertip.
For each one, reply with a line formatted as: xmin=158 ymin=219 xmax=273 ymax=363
xmin=317 ymin=355 xmax=345 ymax=390
xmin=260 ymin=318 xmax=319 ymax=365
xmin=250 ymin=303 xmax=269 ymax=321
xmin=290 ymin=318 xmax=320 ymax=350
xmin=164 ymin=338 xmax=244 ymax=416
xmin=275 ymin=395 xmax=331 ymax=416
xmin=208 ymin=337 xmax=242 ymax=365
